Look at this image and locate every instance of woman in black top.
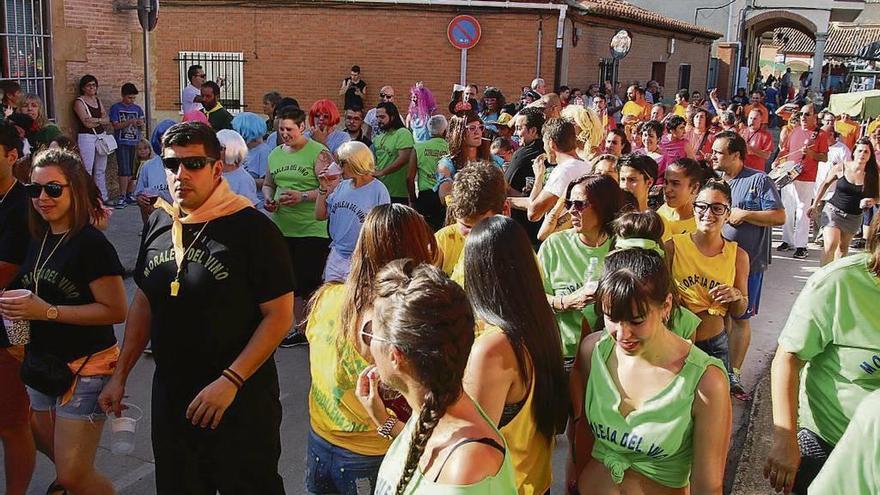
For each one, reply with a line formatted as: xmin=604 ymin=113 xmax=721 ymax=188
xmin=0 ymin=149 xmax=126 ymax=495
xmin=73 ymin=75 xmax=111 ymax=201
xmin=809 ymin=138 xmax=880 ymax=266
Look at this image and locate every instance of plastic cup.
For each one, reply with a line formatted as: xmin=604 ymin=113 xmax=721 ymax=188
xmin=0 ymin=289 xmax=32 ymax=345
xmin=110 ymin=402 xmax=143 ymax=455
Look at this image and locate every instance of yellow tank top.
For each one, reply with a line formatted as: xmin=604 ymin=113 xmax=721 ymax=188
xmin=670 ymin=234 xmax=737 ymax=316
xmin=479 ymin=325 xmax=554 ymax=495
xmin=658 ymin=204 xmax=697 ymax=242
xmin=304 ymin=284 xmax=391 ymax=456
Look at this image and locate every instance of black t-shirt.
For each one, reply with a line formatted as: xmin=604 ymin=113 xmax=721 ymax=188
xmin=505 ymin=139 xmax=544 ymax=245
xmin=135 ymin=207 xmax=294 ymax=403
xmin=0 ymin=181 xmax=30 ymax=347
xmin=14 ymin=226 xmax=123 ymax=361
xmin=344 ymin=78 xmax=367 ymax=110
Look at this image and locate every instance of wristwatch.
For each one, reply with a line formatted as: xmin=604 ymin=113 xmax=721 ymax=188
xmin=377 ymin=415 xmax=398 ymax=439
xmin=46 ymin=305 xmax=58 ymax=320
xmin=300 ymin=192 xmax=308 ymax=202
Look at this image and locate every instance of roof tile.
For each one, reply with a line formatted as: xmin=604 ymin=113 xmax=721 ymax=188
xmin=569 ymin=0 xmax=722 ymax=39
xmin=775 ymin=23 xmax=880 ymax=57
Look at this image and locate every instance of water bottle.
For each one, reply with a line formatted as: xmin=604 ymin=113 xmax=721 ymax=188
xmin=583 ymin=257 xmax=601 ymax=295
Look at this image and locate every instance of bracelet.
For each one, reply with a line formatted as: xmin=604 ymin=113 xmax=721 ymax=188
xmin=377 ymin=415 xmax=398 ymax=439
xmin=317 ymin=188 xmax=327 ymax=196
xmin=221 ymin=368 xmax=244 ymax=390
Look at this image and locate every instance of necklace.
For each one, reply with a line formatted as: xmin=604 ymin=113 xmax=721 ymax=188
xmin=33 ymin=230 xmax=69 ymax=295
xmin=169 ymin=221 xmax=210 ymax=297
xmin=0 ymin=178 xmax=16 ymax=206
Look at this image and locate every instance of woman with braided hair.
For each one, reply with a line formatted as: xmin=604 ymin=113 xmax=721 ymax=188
xmin=357 ymin=259 xmax=516 ymax=494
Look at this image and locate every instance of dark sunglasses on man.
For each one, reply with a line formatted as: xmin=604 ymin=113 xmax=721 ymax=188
xmin=24 ymin=182 xmax=69 ymax=199
xmin=162 ymin=156 xmax=217 ymax=174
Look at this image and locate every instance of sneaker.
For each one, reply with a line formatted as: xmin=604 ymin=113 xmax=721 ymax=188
xmin=279 ymin=331 xmax=308 ymax=348
xmin=143 ymin=342 xmax=153 ymax=355
xmin=114 ymin=198 xmax=127 ymax=209
xmin=729 ymin=370 xmax=753 ymax=401
xmin=125 ymin=193 xmax=137 ymax=205
xmin=851 ymin=237 xmax=867 ymax=249
xmin=776 ymin=242 xmax=791 ymax=251
xmin=793 ymin=247 xmax=808 ymax=259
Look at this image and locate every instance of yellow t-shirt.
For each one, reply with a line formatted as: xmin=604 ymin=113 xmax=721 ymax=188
xmin=435 ymin=224 xmax=465 ymax=286
xmin=670 ymin=234 xmax=738 ymax=316
xmin=478 ymin=325 xmax=554 ymax=495
xmin=304 ymin=284 xmax=391 ymax=456
xmin=658 ymin=203 xmax=697 ymax=242
xmin=622 ymin=100 xmax=650 ymax=120
xmin=673 ymin=104 xmax=687 ymax=118
xmin=868 ymin=118 xmax=880 ymax=137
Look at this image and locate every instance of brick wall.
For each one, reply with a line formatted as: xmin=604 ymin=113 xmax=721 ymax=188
xmin=567 ymin=19 xmax=713 ymax=100
xmin=52 ymin=0 xmax=145 ymax=135
xmin=152 ymin=5 xmax=562 ymax=117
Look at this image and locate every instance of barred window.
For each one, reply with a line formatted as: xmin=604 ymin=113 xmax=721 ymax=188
xmin=0 ymin=0 xmax=52 ymax=117
xmin=176 ymin=51 xmax=246 ymax=113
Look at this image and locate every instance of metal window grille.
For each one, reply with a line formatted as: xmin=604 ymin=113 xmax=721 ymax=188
xmin=0 ymin=0 xmax=53 ymax=117
xmin=678 ymin=64 xmax=692 ymax=92
xmin=175 ymin=51 xmax=245 ymax=113
xmin=598 ymin=58 xmax=619 ymax=87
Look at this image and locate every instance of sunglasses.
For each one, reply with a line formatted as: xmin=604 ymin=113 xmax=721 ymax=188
xmin=466 ymin=124 xmax=484 ymax=133
xmin=694 ymin=201 xmax=731 ymax=216
xmin=162 ymin=156 xmax=217 ymax=173
xmin=565 ymin=199 xmax=589 ymax=212
xmin=359 ymin=321 xmax=394 ymax=347
xmin=379 ymin=93 xmax=394 ymax=99
xmin=25 ymin=182 xmax=69 ymax=199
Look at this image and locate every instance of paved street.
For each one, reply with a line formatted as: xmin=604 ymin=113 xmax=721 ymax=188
xmin=1 ymin=205 xmax=821 ymax=494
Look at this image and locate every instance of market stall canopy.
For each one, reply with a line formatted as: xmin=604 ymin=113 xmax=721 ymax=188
xmin=829 ymin=89 xmax=880 ymax=120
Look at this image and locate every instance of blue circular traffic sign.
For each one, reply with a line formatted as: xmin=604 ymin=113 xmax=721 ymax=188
xmin=448 ymin=15 xmax=481 ymax=50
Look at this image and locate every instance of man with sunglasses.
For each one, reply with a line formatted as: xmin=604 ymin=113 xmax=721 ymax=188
xmin=365 ymin=85 xmax=394 ymax=139
xmin=100 ymin=122 xmax=294 ymax=494
xmin=711 ymin=130 xmax=785 ymax=399
xmin=182 ymin=64 xmax=205 ymax=114
xmin=777 ymin=103 xmax=829 ymax=259
xmin=0 ymin=121 xmax=33 ymax=495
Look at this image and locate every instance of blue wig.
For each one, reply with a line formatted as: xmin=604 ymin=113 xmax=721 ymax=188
xmin=151 ymin=119 xmax=177 ymax=155
xmin=232 ymin=112 xmax=268 ymax=143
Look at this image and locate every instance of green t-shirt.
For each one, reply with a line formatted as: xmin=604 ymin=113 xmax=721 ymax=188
xmin=778 ymin=253 xmax=880 ymax=445
xmin=374 ymin=127 xmax=415 ymax=198
xmin=809 ymin=389 xmax=880 ymax=494
xmin=586 ymin=332 xmax=724 ymax=488
xmin=267 ymin=140 xmax=329 ymax=238
xmin=374 ymin=396 xmax=517 ymax=494
xmin=538 ymin=230 xmax=612 ymax=358
xmin=414 ymin=137 xmax=448 ymax=192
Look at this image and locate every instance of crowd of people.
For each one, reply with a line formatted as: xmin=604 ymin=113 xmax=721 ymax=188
xmin=0 ymin=62 xmax=877 ymax=495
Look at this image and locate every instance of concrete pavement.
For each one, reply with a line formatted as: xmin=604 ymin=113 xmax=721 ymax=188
xmin=1 ymin=205 xmax=823 ymax=494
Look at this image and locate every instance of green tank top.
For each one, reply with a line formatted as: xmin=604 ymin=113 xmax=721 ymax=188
xmin=267 ymin=140 xmax=328 ymax=238
xmin=374 ymin=396 xmax=517 ymax=494
xmin=585 ymin=332 xmax=724 ymax=488
xmin=414 ymin=137 xmax=449 ymax=192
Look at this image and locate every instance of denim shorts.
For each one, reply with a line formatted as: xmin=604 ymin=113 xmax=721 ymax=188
xmin=27 ymin=375 xmax=110 ymax=421
xmin=695 ymin=330 xmax=730 ymax=375
xmin=305 ymin=428 xmax=384 ymax=495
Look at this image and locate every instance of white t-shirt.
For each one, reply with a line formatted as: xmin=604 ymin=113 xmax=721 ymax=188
xmin=815 ymin=140 xmax=853 ymax=200
xmin=182 ymin=84 xmax=203 ymax=114
xmin=544 ymin=155 xmax=591 ymax=198
xmin=365 ymin=108 xmax=381 ymax=139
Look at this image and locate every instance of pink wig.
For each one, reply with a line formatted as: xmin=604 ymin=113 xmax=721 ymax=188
xmin=309 ymin=99 xmax=341 ymax=127
xmin=408 ymin=85 xmax=437 ymax=122
xmin=183 ymin=110 xmax=210 ymax=126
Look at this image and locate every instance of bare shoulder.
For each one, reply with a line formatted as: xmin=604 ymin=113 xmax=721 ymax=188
xmin=438 ymin=436 xmax=506 ymax=485
xmin=694 ymin=363 xmax=730 ymax=407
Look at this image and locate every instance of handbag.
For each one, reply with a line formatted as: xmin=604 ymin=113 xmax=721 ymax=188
xmin=20 ymin=351 xmax=92 ymax=397
xmin=93 ymin=128 xmax=117 ymax=156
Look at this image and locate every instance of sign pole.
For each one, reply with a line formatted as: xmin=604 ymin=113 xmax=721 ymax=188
xmin=142 ymin=7 xmax=152 ymax=136
xmin=460 ymin=48 xmax=467 ymax=86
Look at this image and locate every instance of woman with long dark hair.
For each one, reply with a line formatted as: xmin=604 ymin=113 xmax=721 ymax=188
xmin=435 ymin=111 xmax=490 ymax=204
xmin=462 ymin=215 xmax=567 ymax=494
xmin=538 ymin=174 xmax=626 ymax=366
xmin=658 ymin=158 xmax=712 ymax=241
xmin=809 ymin=137 xmax=880 ymax=266
xmin=570 ymin=243 xmax=731 ymax=495
xmin=765 ymin=214 xmax=880 ymax=494
xmin=686 ymin=107 xmax=714 ymax=161
xmin=0 ymin=149 xmax=127 ymax=495
xmin=304 ymin=204 xmax=437 ymax=495
xmin=359 ymin=259 xmax=517 ymax=494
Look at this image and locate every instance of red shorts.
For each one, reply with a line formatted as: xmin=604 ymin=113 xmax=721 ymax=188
xmin=0 ymin=347 xmax=30 ymax=428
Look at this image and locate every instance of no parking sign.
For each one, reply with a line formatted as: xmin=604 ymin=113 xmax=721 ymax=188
xmin=448 ymin=15 xmax=481 ymax=85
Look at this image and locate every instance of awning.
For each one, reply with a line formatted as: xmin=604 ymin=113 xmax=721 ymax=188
xmin=828 ymin=89 xmax=880 ymax=120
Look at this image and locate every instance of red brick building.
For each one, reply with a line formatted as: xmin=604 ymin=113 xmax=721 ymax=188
xmin=12 ymin=0 xmax=718 ymax=133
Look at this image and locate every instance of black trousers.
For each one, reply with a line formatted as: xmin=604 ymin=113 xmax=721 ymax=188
xmin=151 ymin=375 xmax=285 ymax=495
xmin=413 ymin=189 xmax=446 ymax=231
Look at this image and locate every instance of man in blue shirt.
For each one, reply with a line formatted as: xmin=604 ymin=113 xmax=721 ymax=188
xmin=712 ymin=130 xmax=786 ymax=399
xmin=109 ymin=83 xmax=145 ymax=207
